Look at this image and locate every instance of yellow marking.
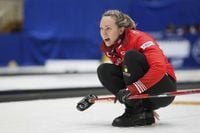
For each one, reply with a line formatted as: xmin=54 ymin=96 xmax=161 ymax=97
xmin=124 ymin=68 xmax=128 ymax=73
xmin=173 ymin=101 xmax=200 ymax=106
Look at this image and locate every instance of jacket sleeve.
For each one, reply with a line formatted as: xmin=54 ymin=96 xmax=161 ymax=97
xmin=127 ymin=40 xmax=167 ymax=95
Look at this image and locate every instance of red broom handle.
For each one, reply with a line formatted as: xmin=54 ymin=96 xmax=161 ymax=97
xmin=93 ymin=89 xmax=200 ymax=102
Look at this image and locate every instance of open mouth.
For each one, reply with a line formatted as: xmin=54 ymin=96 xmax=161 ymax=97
xmin=104 ymin=38 xmax=110 ymax=42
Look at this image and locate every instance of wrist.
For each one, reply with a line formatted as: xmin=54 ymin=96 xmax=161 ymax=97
xmin=127 ymin=84 xmax=139 ymax=95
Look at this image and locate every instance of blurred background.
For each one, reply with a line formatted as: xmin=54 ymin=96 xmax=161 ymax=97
xmin=0 ymin=0 xmax=199 ymax=102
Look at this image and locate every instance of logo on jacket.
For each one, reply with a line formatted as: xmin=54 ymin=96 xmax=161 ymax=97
xmin=141 ymin=41 xmax=154 ymax=50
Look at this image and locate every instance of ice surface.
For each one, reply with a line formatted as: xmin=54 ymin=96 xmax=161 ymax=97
xmin=0 ymin=73 xmax=102 ymax=90
xmin=0 ymin=69 xmax=199 ymax=91
xmin=0 ymin=95 xmax=200 ymax=133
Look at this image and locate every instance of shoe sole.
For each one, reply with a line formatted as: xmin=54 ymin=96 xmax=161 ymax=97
xmin=112 ymin=118 xmax=155 ymax=127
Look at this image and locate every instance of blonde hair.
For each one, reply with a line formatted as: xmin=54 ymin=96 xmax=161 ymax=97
xmin=102 ymin=10 xmax=136 ymax=29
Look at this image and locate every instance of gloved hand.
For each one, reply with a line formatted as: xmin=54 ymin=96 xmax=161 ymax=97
xmin=116 ymin=89 xmax=131 ymax=104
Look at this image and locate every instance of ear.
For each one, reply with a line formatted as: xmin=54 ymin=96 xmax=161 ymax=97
xmin=119 ymin=27 xmax=125 ymax=35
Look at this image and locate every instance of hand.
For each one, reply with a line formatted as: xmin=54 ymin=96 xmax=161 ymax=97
xmin=116 ymin=89 xmax=131 ymax=103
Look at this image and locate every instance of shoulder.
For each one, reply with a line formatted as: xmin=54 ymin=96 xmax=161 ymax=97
xmin=125 ymin=29 xmax=158 ymax=50
xmin=127 ymin=29 xmax=153 ymax=40
xmin=125 ymin=29 xmax=153 ymax=42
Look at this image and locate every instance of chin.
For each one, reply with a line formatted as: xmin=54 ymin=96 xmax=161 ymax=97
xmin=105 ymin=43 xmax=113 ymax=47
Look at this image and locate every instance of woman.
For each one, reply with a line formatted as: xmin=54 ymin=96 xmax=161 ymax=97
xmin=97 ymin=10 xmax=177 ymax=127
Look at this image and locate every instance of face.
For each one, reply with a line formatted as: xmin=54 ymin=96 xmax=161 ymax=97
xmin=100 ymin=16 xmax=124 ymax=47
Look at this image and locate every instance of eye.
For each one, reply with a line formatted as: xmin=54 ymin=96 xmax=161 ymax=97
xmin=105 ymin=27 xmax=112 ymax=31
xmin=100 ymin=26 xmax=112 ymax=33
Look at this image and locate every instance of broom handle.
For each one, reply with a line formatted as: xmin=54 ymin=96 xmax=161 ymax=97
xmin=93 ymin=89 xmax=200 ymax=102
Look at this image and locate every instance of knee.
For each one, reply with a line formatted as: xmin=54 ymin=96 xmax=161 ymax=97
xmin=124 ymin=50 xmax=144 ymax=61
xmin=124 ymin=50 xmax=148 ymax=68
xmin=97 ymin=63 xmax=106 ymax=74
xmin=97 ymin=63 xmax=112 ymax=77
xmin=97 ymin=63 xmax=112 ymax=84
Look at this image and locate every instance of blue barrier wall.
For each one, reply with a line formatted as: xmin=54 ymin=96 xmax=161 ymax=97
xmin=0 ymin=0 xmax=199 ymax=68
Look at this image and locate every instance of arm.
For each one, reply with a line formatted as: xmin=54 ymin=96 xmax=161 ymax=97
xmin=128 ymin=40 xmax=167 ymax=95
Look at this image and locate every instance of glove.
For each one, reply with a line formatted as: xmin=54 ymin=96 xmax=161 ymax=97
xmin=116 ymin=89 xmax=131 ymax=104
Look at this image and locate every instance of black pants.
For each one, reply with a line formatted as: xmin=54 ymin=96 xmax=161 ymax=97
xmin=97 ymin=50 xmax=176 ymax=110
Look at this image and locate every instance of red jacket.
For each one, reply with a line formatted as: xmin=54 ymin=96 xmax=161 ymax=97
xmin=100 ymin=29 xmax=176 ymax=95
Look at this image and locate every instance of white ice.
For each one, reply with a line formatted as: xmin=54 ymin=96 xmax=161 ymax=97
xmin=0 ymin=64 xmax=199 ymax=133
xmin=0 ymin=94 xmax=200 ymax=133
xmin=0 ymin=69 xmax=200 ymax=91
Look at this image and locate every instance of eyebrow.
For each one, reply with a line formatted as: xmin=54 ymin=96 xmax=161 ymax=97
xmin=100 ymin=25 xmax=112 ymax=28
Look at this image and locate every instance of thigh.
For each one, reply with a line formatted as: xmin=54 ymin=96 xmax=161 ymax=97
xmin=123 ymin=50 xmax=149 ymax=85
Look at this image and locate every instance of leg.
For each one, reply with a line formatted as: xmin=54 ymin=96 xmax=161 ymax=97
xmin=112 ymin=50 xmax=176 ymax=127
xmin=122 ymin=49 xmax=149 ymax=84
xmin=97 ymin=63 xmax=125 ymax=95
xmin=97 ymin=61 xmax=153 ymax=126
xmin=143 ymin=75 xmax=177 ymax=109
xmin=123 ymin=50 xmax=176 ymax=109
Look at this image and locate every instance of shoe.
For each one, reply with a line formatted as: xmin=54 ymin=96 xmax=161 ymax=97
xmin=112 ymin=109 xmax=155 ymax=127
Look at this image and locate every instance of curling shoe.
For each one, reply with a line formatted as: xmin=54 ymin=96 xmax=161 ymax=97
xmin=112 ymin=109 xmax=155 ymax=127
